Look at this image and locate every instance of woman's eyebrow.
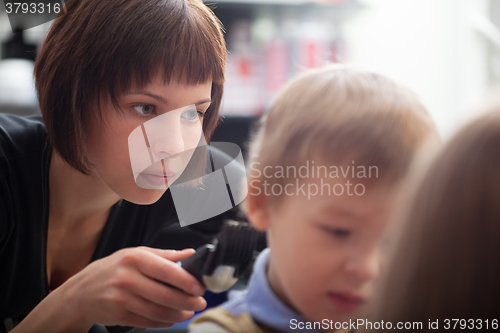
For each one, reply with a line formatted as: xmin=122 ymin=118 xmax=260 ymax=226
xmin=127 ymin=91 xmax=211 ymax=106
xmin=195 ymin=99 xmax=212 ymax=106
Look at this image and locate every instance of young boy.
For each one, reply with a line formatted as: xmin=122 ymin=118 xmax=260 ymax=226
xmin=189 ymin=65 xmax=437 ymax=333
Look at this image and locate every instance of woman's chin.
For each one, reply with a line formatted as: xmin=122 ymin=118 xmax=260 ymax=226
xmin=124 ymin=187 xmax=169 ymax=205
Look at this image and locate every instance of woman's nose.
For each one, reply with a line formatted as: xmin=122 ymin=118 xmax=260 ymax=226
xmin=144 ymin=113 xmax=186 ymax=162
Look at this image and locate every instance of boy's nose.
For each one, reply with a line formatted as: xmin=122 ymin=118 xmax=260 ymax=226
xmin=344 ymin=248 xmax=381 ymax=285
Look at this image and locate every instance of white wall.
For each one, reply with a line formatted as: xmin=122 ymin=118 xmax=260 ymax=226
xmin=344 ymin=0 xmax=490 ymax=138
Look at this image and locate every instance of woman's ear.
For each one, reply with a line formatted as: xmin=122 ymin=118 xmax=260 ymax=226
xmin=245 ymin=191 xmax=270 ymax=232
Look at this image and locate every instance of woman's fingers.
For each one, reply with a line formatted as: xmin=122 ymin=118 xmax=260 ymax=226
xmin=130 ymin=248 xmax=205 ymax=297
xmin=115 ymin=309 xmax=175 ymax=329
xmin=122 ymin=293 xmax=196 ymax=325
xmin=143 ymin=247 xmax=196 ymax=262
xmin=63 ymin=246 xmax=206 ymax=328
xmin=121 ymin=270 xmax=207 ymax=312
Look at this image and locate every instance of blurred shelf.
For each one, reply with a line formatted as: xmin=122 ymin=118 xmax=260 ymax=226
xmin=208 ymin=0 xmax=324 ymax=5
xmin=205 ymin=0 xmax=356 ymax=5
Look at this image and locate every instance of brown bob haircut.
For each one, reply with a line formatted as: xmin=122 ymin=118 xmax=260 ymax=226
xmin=363 ymin=110 xmax=500 ymax=330
xmin=35 ymin=0 xmax=227 ymax=174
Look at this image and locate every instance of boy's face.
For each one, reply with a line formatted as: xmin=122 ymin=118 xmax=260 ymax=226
xmin=249 ymin=177 xmax=398 ymax=324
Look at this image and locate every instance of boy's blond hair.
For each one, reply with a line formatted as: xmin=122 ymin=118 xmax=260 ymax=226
xmin=247 ymin=64 xmax=437 ymax=204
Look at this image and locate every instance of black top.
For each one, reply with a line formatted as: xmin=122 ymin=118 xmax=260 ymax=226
xmin=0 ymin=114 xmax=239 ymax=322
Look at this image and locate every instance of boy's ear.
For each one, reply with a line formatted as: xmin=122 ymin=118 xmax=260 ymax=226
xmin=245 ymin=192 xmax=270 ymax=232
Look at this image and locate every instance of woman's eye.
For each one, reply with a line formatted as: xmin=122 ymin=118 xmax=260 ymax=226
xmin=133 ymin=105 xmax=155 ymax=115
xmin=181 ymin=109 xmax=203 ymax=122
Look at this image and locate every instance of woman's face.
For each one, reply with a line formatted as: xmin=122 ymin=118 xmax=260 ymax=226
xmin=86 ymin=78 xmax=213 ymax=205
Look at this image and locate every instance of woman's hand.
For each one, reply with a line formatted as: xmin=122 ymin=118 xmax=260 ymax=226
xmin=13 ymin=247 xmax=207 ymax=333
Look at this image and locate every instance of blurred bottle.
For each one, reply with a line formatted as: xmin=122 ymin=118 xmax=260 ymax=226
xmin=293 ymin=9 xmax=331 ymax=73
xmin=252 ymin=7 xmax=290 ymax=110
xmin=223 ymin=20 xmax=263 ymax=116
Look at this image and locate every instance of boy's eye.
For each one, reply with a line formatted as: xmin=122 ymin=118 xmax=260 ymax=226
xmin=133 ymin=104 xmax=155 ymax=115
xmin=181 ymin=109 xmax=204 ymax=122
xmin=322 ymin=226 xmax=351 ymax=238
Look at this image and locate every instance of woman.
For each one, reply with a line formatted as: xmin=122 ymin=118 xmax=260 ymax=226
xmin=0 ymin=0 xmax=230 ymax=331
xmin=363 ymin=109 xmax=500 ymax=331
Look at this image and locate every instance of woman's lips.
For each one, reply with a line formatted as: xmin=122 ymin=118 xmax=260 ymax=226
xmin=140 ymin=172 xmax=175 ymax=187
xmin=327 ymin=292 xmax=364 ymax=312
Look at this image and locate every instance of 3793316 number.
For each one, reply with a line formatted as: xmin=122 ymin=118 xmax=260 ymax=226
xmin=4 ymin=2 xmax=61 ymax=14
xmin=443 ymin=319 xmax=498 ymax=330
